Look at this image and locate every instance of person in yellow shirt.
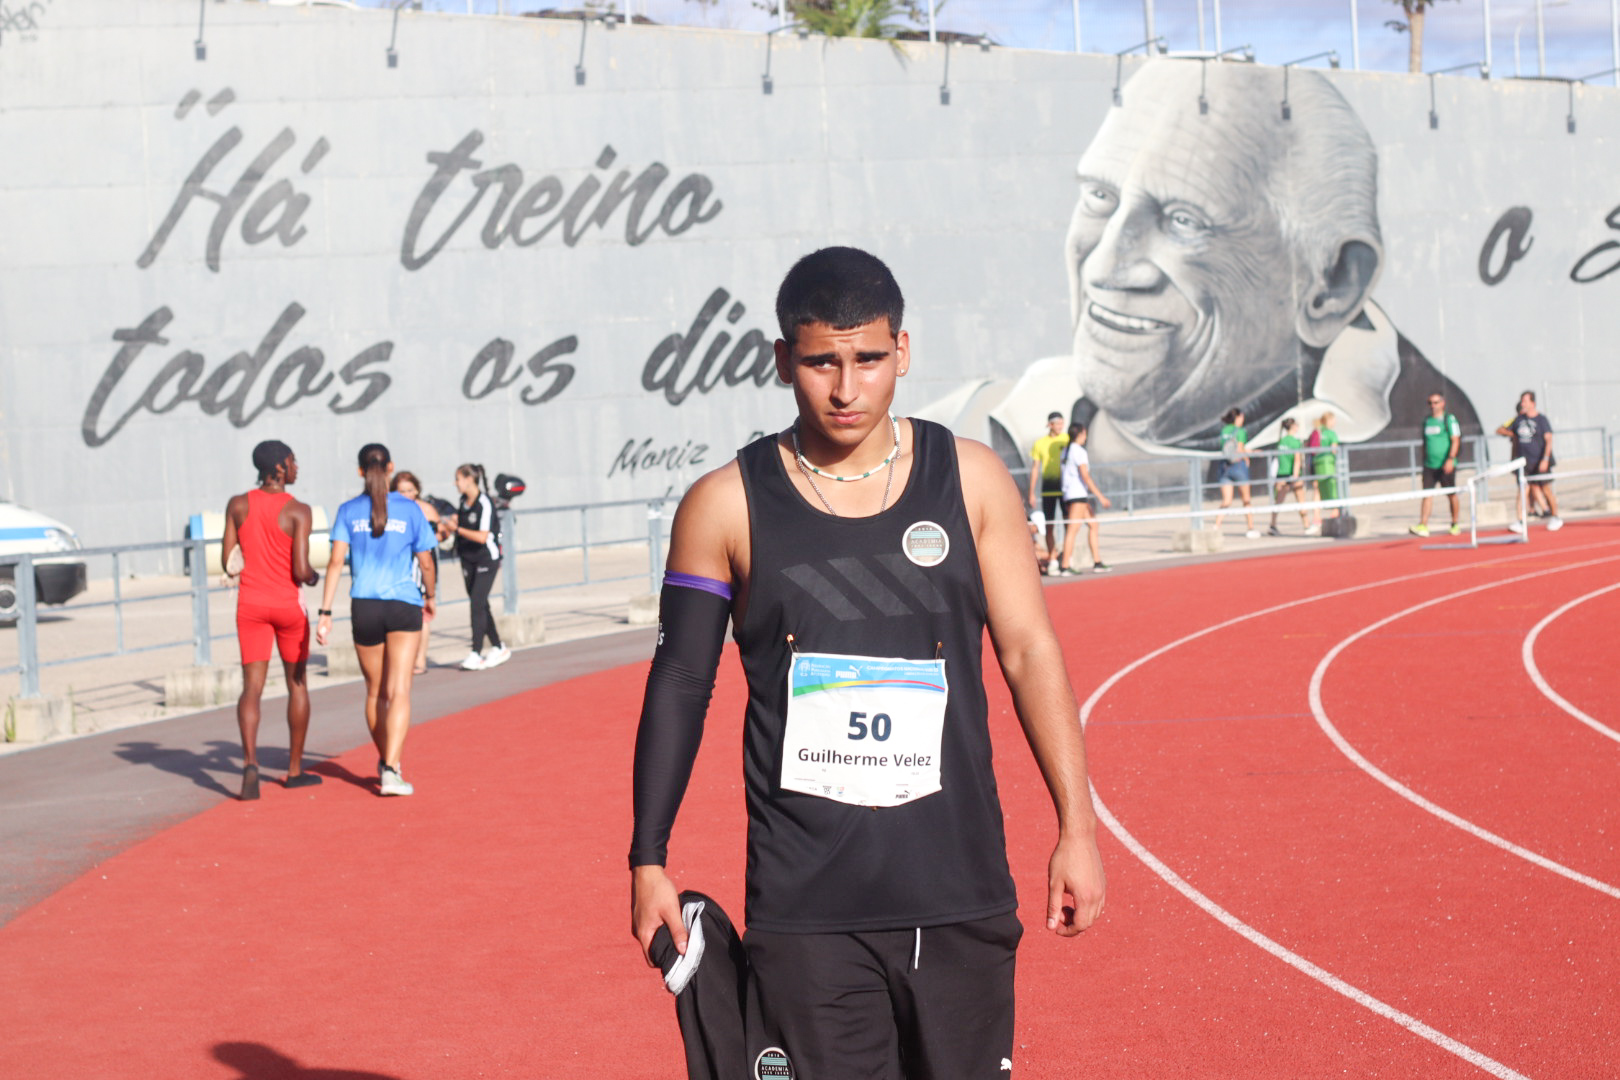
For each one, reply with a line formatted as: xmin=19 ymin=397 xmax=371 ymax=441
xmin=1027 ymin=412 xmax=1070 ymax=574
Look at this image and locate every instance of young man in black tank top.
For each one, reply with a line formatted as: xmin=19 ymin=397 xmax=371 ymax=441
xmin=630 ymin=248 xmax=1106 ymax=1079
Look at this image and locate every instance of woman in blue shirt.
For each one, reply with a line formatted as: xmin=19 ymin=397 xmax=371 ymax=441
xmin=315 ymin=443 xmax=437 ymax=797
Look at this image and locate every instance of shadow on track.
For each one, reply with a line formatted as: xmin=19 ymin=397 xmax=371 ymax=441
xmin=213 ymin=1042 xmax=403 ymax=1080
xmin=111 ymin=740 xmax=357 ymax=798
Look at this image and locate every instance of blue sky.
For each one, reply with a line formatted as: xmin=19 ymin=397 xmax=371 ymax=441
xmin=377 ymin=0 xmax=1620 ymax=82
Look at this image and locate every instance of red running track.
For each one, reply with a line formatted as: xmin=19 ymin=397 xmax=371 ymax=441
xmin=1 ymin=524 xmax=1617 ymax=1079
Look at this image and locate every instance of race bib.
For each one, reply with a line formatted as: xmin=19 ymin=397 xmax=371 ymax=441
xmin=781 ymin=651 xmax=947 ymax=808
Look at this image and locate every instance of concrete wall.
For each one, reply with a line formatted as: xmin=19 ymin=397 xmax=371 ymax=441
xmin=2 ymin=0 xmax=1617 ymax=563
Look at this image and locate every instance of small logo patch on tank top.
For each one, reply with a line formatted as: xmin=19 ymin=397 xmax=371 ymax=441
xmin=901 ymin=520 xmax=949 ymax=567
xmin=755 ymin=1047 xmax=794 ymax=1079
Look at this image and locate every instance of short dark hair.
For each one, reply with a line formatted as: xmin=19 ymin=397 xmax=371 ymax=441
xmin=1520 ymin=389 xmax=1536 ymax=403
xmin=1047 ymin=412 xmax=1064 ymax=422
xmin=1221 ymin=407 xmax=1244 ymax=425
xmin=251 ymin=439 xmax=293 ymax=481
xmin=775 ymin=246 xmax=904 ymax=346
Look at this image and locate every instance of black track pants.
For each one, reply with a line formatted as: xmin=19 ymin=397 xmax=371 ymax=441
xmin=461 ymin=559 xmax=502 ymax=653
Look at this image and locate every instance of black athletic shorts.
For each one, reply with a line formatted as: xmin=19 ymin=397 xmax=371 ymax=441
xmin=1040 ymin=493 xmax=1062 ymax=521
xmin=744 ymin=912 xmax=1022 ymax=1080
xmin=350 ymin=598 xmax=423 ymax=646
xmin=1063 ymin=496 xmax=1099 ymax=517
xmin=1422 ymin=464 xmax=1457 ymax=489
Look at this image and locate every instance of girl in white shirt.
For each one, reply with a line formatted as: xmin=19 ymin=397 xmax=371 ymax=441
xmin=1057 ymin=423 xmax=1113 ymax=574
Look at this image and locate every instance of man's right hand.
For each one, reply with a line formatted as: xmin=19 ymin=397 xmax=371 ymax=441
xmin=631 ymin=864 xmax=687 ymax=968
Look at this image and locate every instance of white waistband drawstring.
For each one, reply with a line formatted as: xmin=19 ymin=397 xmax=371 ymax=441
xmin=912 ymin=927 xmax=921 ymax=970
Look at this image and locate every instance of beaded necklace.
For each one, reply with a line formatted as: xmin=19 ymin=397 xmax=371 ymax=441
xmin=790 ymin=415 xmax=901 ymax=516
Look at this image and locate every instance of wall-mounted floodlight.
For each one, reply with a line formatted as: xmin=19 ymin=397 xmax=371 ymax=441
xmin=1113 ymin=36 xmax=1167 ymax=106
xmin=195 ymin=0 xmax=207 ymax=60
xmin=387 ymin=0 xmax=410 ymax=68
xmin=762 ymin=22 xmax=812 ymax=95
xmin=1196 ymin=47 xmax=1252 ymax=115
xmin=1427 ymin=60 xmax=1490 ymax=129
xmin=1567 ymin=68 xmax=1620 ymax=132
xmin=1281 ymin=50 xmax=1340 ymax=119
xmin=940 ymin=35 xmax=993 ymax=104
xmin=575 ymin=12 xmax=612 ymax=85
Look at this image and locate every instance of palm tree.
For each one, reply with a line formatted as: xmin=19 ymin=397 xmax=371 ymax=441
xmin=1384 ymin=0 xmax=1459 ymax=74
xmin=777 ymin=0 xmax=921 ymax=40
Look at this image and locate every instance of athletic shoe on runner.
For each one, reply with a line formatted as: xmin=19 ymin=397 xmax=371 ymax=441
xmin=1092 ymin=562 xmax=1112 ymax=573
xmin=1548 ymin=516 xmax=1564 ymax=532
xmin=459 ymin=650 xmax=485 ymax=671
xmin=1244 ymin=529 xmax=1261 ymax=539
xmin=1509 ymin=521 xmax=1526 ymax=534
xmin=1059 ymin=565 xmax=1083 ymax=576
xmin=1267 ymin=525 xmax=1282 ymax=537
xmin=1408 ymin=524 xmax=1430 ymax=537
xmin=482 ymin=645 xmax=511 ymax=670
xmin=1449 ymin=524 xmax=1463 ymax=535
xmin=379 ymin=766 xmax=414 ymax=797
xmin=1304 ymin=524 xmax=1321 ymax=536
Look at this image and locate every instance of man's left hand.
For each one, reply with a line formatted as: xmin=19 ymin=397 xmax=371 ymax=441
xmin=1046 ymin=832 xmax=1106 ymax=937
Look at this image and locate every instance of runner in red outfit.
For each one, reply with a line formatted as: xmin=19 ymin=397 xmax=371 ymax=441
xmin=221 ymin=441 xmax=321 ymax=800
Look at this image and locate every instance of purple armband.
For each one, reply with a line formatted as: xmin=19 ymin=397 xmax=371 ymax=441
xmin=664 ymin=571 xmax=733 ymax=601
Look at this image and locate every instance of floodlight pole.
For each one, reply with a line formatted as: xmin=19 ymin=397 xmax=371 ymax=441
xmin=1536 ymin=0 xmax=1546 ymax=77
xmin=927 ymin=0 xmax=936 ymax=44
xmin=1196 ymin=0 xmax=1206 ymax=51
xmin=1613 ymin=0 xmax=1619 ymax=86
xmin=1212 ymin=0 xmax=1223 ymax=55
xmin=1348 ymin=0 xmax=1360 ymax=71
xmin=1072 ymin=0 xmax=1082 ymax=53
xmin=1142 ymin=0 xmax=1155 ymax=46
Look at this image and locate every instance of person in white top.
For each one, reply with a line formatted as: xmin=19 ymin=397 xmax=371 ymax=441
xmin=1057 ymin=423 xmax=1113 ymax=574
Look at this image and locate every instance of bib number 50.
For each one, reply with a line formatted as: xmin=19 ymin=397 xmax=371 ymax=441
xmin=847 ymin=711 xmax=892 ymax=741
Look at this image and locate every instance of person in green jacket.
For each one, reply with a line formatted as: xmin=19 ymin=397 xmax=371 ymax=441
xmin=1307 ymin=411 xmax=1341 ymax=520
xmin=1267 ymin=417 xmax=1315 ymax=535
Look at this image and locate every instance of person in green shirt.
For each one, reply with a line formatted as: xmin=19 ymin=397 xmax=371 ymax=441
xmin=1410 ymin=392 xmax=1463 ymax=537
xmin=1267 ymin=417 xmax=1315 ymax=536
xmin=1026 ymin=411 xmax=1069 ymax=573
xmin=1307 ymin=411 xmax=1342 ymax=519
xmin=1211 ymin=407 xmax=1259 ymax=538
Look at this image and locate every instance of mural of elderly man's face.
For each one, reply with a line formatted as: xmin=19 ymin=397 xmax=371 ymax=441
xmin=1066 ymin=61 xmax=1381 ymax=443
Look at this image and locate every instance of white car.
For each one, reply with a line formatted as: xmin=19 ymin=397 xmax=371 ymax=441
xmin=0 ymin=501 xmax=88 ymax=622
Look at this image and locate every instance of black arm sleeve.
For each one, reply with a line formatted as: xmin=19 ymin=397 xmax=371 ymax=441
xmin=628 ymin=581 xmax=731 ymax=869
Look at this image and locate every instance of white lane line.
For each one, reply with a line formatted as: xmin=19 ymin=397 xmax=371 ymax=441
xmin=1079 ymin=540 xmax=1620 ymax=1077
xmin=1307 ymin=555 xmax=1620 ymax=900
xmin=1089 ymin=788 xmax=1531 ymax=1080
xmin=1521 ymin=582 xmax=1620 ymax=745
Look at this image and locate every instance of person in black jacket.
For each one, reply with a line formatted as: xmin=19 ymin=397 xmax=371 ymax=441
xmin=446 ymin=463 xmax=510 ymax=671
